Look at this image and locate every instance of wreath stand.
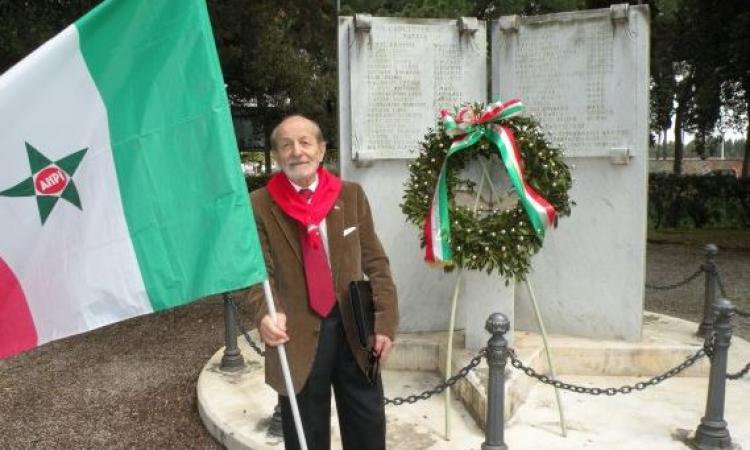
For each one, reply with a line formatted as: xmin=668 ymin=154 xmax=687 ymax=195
xmin=442 ymin=159 xmax=567 ymax=440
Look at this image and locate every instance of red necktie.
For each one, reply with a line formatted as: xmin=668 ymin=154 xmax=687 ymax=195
xmin=298 ymin=189 xmax=336 ymax=317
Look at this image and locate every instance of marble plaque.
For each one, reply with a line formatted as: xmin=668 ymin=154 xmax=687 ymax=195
xmin=493 ymin=9 xmax=643 ymax=157
xmin=348 ymin=18 xmax=486 ymax=159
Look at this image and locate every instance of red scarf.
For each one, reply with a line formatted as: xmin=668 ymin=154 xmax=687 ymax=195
xmin=266 ymin=167 xmax=342 ymax=248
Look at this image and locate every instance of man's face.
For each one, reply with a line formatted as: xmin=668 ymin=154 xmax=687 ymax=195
xmin=273 ymin=117 xmax=326 ymax=187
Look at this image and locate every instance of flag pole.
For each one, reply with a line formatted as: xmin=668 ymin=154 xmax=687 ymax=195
xmin=262 ymin=280 xmax=308 ymax=450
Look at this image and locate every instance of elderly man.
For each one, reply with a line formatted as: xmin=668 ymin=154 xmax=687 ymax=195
xmin=248 ymin=115 xmax=398 ymax=450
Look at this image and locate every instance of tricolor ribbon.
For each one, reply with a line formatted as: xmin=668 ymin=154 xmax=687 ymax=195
xmin=424 ymin=99 xmax=557 ymax=266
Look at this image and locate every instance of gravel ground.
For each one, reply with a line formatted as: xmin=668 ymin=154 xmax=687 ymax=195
xmin=0 ymin=242 xmax=748 ymax=449
xmin=645 ymin=242 xmax=750 ymax=342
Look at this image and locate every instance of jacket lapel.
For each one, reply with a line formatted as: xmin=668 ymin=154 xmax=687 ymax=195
xmin=270 ymin=204 xmax=302 ymax=264
xmin=327 ymin=199 xmax=345 ymax=289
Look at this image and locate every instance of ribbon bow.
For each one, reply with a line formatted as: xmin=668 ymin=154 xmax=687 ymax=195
xmin=424 ymin=99 xmax=557 ymax=266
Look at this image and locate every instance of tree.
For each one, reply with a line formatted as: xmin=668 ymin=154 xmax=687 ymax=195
xmin=648 ymin=0 xmax=678 ymax=161
xmin=669 ymin=0 xmax=750 ymax=175
xmin=208 ymin=0 xmax=337 ymax=173
xmin=720 ymin=0 xmax=750 ymax=177
xmin=0 ymin=0 xmax=99 ymax=72
xmin=0 ymin=1 xmax=339 ymax=175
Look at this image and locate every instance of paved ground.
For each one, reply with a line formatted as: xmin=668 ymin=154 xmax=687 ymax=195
xmin=1 ymin=239 xmax=748 ymax=449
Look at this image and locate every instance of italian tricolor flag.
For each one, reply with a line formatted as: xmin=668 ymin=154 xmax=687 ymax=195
xmin=0 ymin=0 xmax=267 ymax=359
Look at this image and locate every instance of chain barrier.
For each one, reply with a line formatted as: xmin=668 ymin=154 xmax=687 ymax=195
xmin=645 ymin=266 xmax=704 ymax=291
xmin=227 ymin=297 xmax=266 ymax=357
xmin=714 ymin=268 xmax=750 ymax=319
xmin=508 ymin=344 xmax=708 ymax=396
xmin=384 ymin=348 xmax=486 ymax=406
xmin=703 ymin=333 xmax=714 ymax=359
xmin=728 ymin=362 xmax=750 ymax=380
xmin=225 ymin=296 xmax=487 ymax=407
xmin=694 ymin=332 xmax=748 ymax=381
xmin=715 ymin=269 xmax=728 ymax=298
xmin=226 ymin=291 xmax=748 ymax=391
xmin=714 ymin=267 xmax=750 ymax=318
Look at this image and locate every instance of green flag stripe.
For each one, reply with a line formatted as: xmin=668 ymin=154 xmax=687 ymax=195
xmin=76 ymin=0 xmax=266 ymax=310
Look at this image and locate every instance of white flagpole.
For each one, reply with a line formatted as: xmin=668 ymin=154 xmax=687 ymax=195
xmin=263 ymin=279 xmax=308 ymax=450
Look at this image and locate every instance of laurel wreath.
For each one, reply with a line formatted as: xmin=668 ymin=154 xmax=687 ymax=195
xmin=400 ymin=114 xmax=574 ymax=282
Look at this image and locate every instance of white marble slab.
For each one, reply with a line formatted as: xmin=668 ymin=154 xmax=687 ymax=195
xmin=340 ymin=17 xmax=513 ymax=348
xmin=348 ymin=17 xmax=486 ymax=160
xmin=491 ymin=6 xmax=651 ymax=340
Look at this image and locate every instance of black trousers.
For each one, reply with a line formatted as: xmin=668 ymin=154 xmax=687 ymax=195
xmin=280 ymin=307 xmax=385 ymax=450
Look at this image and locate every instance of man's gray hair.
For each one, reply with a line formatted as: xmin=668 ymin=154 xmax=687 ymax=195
xmin=270 ymin=115 xmax=324 ymax=150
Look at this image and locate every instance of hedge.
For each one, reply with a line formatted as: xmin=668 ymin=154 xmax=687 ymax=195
xmin=649 ymin=173 xmax=750 ymax=229
xmin=245 ymin=174 xmax=271 ymax=192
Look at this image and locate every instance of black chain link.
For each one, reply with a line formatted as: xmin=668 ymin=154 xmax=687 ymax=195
xmin=645 ymin=266 xmax=704 ymax=291
xmin=703 ymin=333 xmax=715 ymax=359
xmin=714 ymin=268 xmax=750 ymax=319
xmin=701 ymin=332 xmax=748 ymax=380
xmin=384 ymin=348 xmax=486 ymax=406
xmin=228 ymin=297 xmax=266 ymax=357
xmin=715 ymin=269 xmax=728 ymax=298
xmin=227 ymin=297 xmax=488 ymax=405
xmin=728 ymin=361 xmax=750 ymax=380
xmin=508 ymin=346 xmax=707 ymax=395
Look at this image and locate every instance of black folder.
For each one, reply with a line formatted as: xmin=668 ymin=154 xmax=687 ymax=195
xmin=348 ymin=280 xmax=374 ymax=349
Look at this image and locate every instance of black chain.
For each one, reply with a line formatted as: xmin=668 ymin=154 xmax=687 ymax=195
xmin=728 ymin=361 xmax=750 ymax=380
xmin=384 ymin=348 xmax=486 ymax=406
xmin=228 ymin=297 xmax=266 ymax=357
xmin=714 ymin=269 xmax=749 ymax=318
xmin=702 ymin=333 xmax=747 ymax=380
xmin=715 ymin=269 xmax=728 ymax=298
xmin=703 ymin=333 xmax=715 ymax=359
xmin=645 ymin=266 xmax=704 ymax=291
xmin=508 ymin=346 xmax=707 ymax=395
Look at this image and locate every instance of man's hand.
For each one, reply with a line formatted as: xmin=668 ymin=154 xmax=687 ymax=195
xmin=373 ymin=334 xmax=393 ymax=361
xmin=259 ymin=313 xmax=289 ymax=347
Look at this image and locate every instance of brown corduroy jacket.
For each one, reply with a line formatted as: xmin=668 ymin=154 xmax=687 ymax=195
xmin=247 ymin=181 xmax=399 ymax=395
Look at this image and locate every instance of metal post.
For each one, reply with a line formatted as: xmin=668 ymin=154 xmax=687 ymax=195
xmin=268 ymin=403 xmax=284 ymax=437
xmin=698 ymin=244 xmax=718 ymax=337
xmin=220 ymin=292 xmax=245 ymax=371
xmin=482 ymin=313 xmax=510 ymax=450
xmin=693 ymin=298 xmax=734 ymax=450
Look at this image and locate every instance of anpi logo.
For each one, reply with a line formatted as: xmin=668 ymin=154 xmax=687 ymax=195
xmin=34 ymin=166 xmax=69 ymax=195
xmin=0 ymin=142 xmax=87 ymax=224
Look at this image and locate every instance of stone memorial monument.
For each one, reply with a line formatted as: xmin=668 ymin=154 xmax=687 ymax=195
xmin=492 ymin=5 xmax=650 ymax=340
xmin=339 ymin=16 xmax=508 ymax=349
xmin=338 ymin=4 xmax=650 ymax=345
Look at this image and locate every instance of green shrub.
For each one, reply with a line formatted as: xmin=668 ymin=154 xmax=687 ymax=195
xmin=649 ymin=173 xmax=750 ymax=229
xmin=245 ymin=174 xmax=271 ymax=192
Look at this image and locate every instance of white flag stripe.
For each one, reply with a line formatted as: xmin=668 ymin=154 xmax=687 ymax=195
xmin=0 ymin=26 xmax=151 ymax=344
